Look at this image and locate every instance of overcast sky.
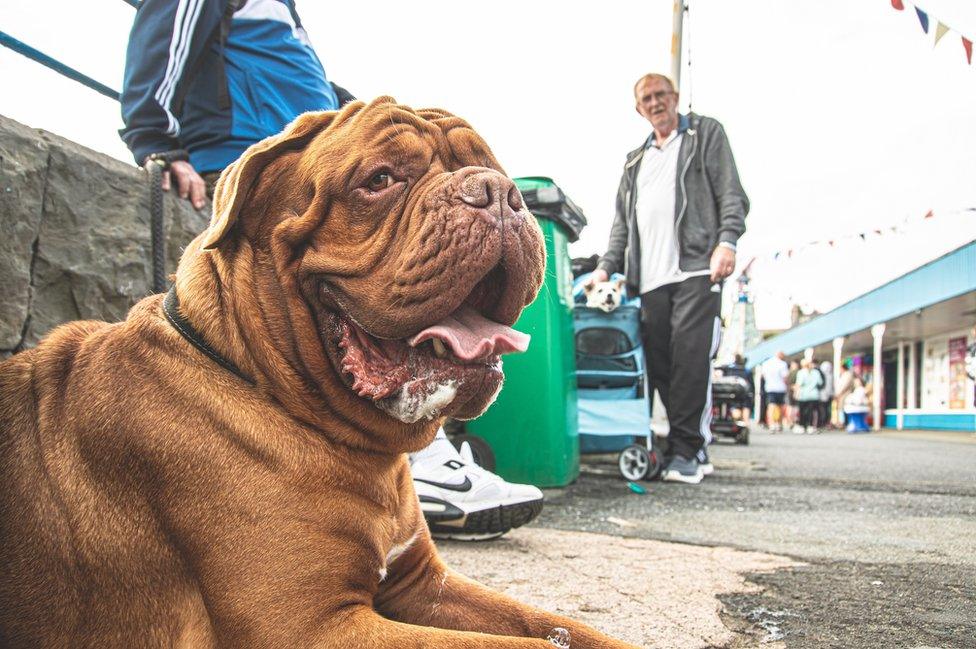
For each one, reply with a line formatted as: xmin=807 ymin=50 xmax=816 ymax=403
xmin=2 ymin=0 xmax=974 ymax=329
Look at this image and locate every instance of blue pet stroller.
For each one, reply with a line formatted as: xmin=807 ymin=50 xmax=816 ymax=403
xmin=573 ymin=274 xmax=662 ymax=481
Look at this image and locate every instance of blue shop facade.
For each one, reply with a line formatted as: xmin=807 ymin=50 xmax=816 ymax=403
xmin=746 ymin=241 xmax=976 ymax=432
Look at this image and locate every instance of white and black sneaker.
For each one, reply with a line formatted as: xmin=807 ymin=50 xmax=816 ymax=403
xmin=661 ymin=455 xmax=704 ymax=484
xmin=410 ymin=429 xmax=544 ymax=541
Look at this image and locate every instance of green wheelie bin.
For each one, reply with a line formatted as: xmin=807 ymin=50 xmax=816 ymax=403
xmin=465 ymin=177 xmax=585 ymax=487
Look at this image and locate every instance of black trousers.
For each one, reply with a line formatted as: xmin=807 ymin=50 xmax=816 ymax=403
xmin=818 ymin=400 xmax=831 ymax=427
xmin=799 ymin=400 xmax=819 ymax=427
xmin=640 ymin=275 xmax=722 ymax=461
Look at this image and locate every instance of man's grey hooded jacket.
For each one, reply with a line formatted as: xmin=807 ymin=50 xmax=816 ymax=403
xmin=597 ymin=113 xmax=749 ymax=296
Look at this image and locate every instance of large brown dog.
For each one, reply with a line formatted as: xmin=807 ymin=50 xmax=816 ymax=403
xmin=0 ymin=98 xmax=640 ymax=648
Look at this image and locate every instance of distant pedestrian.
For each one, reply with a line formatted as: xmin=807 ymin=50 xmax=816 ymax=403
xmin=761 ymin=351 xmax=789 ymax=431
xmin=834 ymin=361 xmax=855 ymax=426
xmin=786 ymin=360 xmax=801 ymax=432
xmin=795 ymin=359 xmax=824 ymax=433
xmin=844 ymin=376 xmax=870 ymax=432
xmin=818 ymin=360 xmax=834 ymax=429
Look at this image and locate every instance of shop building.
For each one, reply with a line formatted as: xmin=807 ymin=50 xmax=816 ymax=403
xmin=745 ymin=240 xmax=976 ymax=431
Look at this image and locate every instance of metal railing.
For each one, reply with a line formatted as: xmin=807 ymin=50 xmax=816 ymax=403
xmin=0 ymin=0 xmax=139 ymax=101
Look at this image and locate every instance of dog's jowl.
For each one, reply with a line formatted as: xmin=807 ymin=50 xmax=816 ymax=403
xmin=0 ymin=98 xmax=640 ymax=648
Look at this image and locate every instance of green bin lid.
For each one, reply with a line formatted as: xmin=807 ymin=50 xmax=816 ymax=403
xmin=514 ymin=176 xmax=556 ymax=192
xmin=513 ymin=176 xmax=587 ymax=242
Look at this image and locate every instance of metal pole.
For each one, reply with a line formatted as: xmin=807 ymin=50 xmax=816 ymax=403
xmin=0 ymin=31 xmax=120 ymax=101
xmin=670 ymin=1 xmax=685 ymax=90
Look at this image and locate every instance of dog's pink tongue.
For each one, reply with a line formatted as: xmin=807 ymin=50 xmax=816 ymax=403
xmin=408 ymin=305 xmax=530 ymax=361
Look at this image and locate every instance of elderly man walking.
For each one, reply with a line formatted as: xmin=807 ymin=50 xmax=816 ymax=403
xmin=589 ymin=73 xmax=749 ymax=484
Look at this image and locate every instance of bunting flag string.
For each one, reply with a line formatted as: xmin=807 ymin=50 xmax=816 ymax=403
xmin=750 ymin=208 xmax=973 ymax=266
xmin=915 ymin=7 xmax=929 ymax=33
xmin=891 ymin=1 xmax=974 ymax=65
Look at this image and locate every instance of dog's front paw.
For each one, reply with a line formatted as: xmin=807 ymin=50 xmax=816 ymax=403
xmin=546 ymin=627 xmax=571 ymax=647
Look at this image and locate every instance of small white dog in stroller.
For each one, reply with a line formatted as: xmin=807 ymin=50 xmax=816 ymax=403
xmin=584 ymin=277 xmax=627 ymax=313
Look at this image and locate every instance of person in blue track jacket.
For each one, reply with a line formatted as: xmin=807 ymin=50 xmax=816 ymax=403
xmin=119 ymin=0 xmax=352 ymax=209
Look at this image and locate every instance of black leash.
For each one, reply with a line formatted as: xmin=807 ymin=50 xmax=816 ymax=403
xmin=163 ymin=286 xmax=255 ymax=386
xmin=143 ymin=149 xmax=189 ymax=293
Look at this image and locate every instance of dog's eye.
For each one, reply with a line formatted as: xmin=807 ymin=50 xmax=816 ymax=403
xmin=366 ymin=171 xmax=394 ymax=192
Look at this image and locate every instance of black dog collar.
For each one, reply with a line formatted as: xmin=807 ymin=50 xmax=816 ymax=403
xmin=163 ymin=287 xmax=255 ymax=386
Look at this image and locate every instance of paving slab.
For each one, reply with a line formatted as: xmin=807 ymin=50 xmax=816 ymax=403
xmin=513 ymin=428 xmax=976 ymax=647
xmin=438 ymin=527 xmax=799 ymax=648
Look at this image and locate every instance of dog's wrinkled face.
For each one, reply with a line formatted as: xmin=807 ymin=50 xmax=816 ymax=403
xmin=203 ymin=98 xmax=545 ymax=425
xmin=585 ymin=278 xmax=626 ymax=313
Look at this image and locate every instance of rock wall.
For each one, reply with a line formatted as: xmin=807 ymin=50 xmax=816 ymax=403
xmin=0 ymin=114 xmax=209 ymax=356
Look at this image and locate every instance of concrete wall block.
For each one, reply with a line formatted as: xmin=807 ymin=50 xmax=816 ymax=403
xmin=0 ymin=114 xmax=209 ymax=354
xmin=0 ymin=116 xmax=50 ymax=350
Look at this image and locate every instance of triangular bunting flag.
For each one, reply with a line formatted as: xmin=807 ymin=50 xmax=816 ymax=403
xmin=773 ymin=252 xmax=781 ymax=260
xmin=859 ymin=233 xmax=867 ymax=241
xmin=916 ymin=7 xmax=930 ymax=33
xmin=923 ymin=209 xmax=934 ymax=219
xmin=964 ymin=37 xmax=973 ymax=64
xmin=935 ymin=21 xmax=950 ymax=46
xmin=891 ymin=0 xmax=904 ymax=9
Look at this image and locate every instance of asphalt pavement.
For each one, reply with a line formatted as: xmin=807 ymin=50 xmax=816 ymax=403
xmin=532 ymin=427 xmax=976 ymax=648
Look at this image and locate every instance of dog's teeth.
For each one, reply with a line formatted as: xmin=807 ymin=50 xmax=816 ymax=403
xmin=431 ymin=338 xmax=448 ymax=358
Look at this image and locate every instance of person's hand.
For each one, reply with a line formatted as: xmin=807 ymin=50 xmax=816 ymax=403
xmin=159 ymin=160 xmax=207 ymax=210
xmin=709 ymin=245 xmax=736 ymax=283
xmin=584 ymin=268 xmax=609 ymax=289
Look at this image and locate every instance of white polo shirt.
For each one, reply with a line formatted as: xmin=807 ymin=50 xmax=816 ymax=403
xmin=635 ymin=130 xmax=711 ymax=294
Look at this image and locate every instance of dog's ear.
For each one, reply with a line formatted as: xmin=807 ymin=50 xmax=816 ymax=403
xmin=583 ymin=281 xmax=596 ymax=295
xmin=201 ymin=107 xmax=356 ymax=250
xmin=614 ymin=277 xmax=627 ymax=292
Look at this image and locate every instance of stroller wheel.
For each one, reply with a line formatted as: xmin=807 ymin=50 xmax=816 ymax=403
xmin=735 ymin=428 xmax=750 ymax=445
xmin=619 ymin=445 xmax=658 ymax=481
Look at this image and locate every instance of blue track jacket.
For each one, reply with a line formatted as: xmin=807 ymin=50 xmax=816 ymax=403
xmin=120 ymin=0 xmax=339 ymax=173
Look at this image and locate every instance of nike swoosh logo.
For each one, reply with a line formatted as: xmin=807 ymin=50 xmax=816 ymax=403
xmin=414 ymin=476 xmax=473 ymax=492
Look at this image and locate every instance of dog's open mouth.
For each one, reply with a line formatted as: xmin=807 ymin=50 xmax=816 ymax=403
xmin=323 ymin=291 xmax=530 ymax=423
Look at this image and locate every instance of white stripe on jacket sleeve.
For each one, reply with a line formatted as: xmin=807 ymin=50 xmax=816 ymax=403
xmin=153 ymin=0 xmax=206 ymax=137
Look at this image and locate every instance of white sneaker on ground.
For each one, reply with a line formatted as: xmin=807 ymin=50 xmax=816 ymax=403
xmin=661 ymin=455 xmax=704 ymax=484
xmin=410 ymin=429 xmax=544 ymax=541
xmin=792 ymin=425 xmax=806 ymax=434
